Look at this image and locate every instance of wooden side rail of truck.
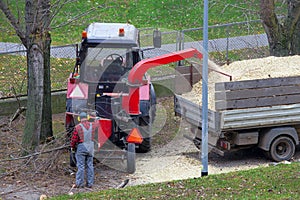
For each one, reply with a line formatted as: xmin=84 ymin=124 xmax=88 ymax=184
xmin=175 ymin=75 xmax=300 ymax=162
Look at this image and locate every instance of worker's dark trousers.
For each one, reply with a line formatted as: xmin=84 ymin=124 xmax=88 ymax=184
xmin=75 ymin=143 xmax=94 ymax=187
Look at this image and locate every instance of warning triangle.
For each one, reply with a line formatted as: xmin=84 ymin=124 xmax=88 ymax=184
xmin=70 ymin=85 xmax=84 ymax=98
xmin=127 ymin=128 xmax=143 ymax=144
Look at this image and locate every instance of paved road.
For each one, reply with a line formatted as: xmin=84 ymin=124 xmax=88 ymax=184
xmin=135 ymin=33 xmax=268 ymax=58
xmin=0 ymin=33 xmax=268 ymax=59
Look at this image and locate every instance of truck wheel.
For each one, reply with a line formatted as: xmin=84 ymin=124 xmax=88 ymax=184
xmin=127 ymin=143 xmax=136 ymax=174
xmin=150 ymin=84 xmax=157 ymax=123
xmin=70 ymin=151 xmax=76 ymax=167
xmin=65 ymin=122 xmax=75 ymax=138
xmin=269 ymin=136 xmax=295 ymax=162
xmin=137 ymin=116 xmax=151 ymax=153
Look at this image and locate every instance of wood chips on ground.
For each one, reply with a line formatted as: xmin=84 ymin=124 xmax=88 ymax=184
xmin=182 ymin=55 xmax=300 ymax=109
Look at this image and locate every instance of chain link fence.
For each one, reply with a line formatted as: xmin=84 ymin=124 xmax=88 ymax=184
xmin=0 ymin=44 xmax=76 ymax=98
xmin=0 ymin=20 xmax=269 ymax=98
xmin=179 ymin=19 xmax=269 ymax=65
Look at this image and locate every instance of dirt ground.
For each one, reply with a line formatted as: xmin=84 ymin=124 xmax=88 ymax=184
xmin=1 ymin=97 xmax=300 ymax=200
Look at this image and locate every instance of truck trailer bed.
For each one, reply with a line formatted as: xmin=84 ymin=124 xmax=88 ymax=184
xmin=175 ymin=94 xmax=300 ymax=133
xmin=175 ymin=75 xmax=300 ymax=132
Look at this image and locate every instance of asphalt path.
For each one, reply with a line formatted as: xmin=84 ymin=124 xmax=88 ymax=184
xmin=0 ymin=33 xmax=268 ymax=58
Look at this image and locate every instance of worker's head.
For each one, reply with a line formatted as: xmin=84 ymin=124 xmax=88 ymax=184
xmin=79 ymin=112 xmax=88 ymax=121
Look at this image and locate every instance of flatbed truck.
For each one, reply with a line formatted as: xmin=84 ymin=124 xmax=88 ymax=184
xmin=175 ymin=75 xmax=300 ymax=161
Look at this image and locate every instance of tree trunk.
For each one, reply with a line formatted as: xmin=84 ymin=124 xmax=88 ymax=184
xmin=22 ymin=0 xmax=53 ymax=152
xmin=40 ymin=32 xmax=53 ymax=142
xmin=260 ymin=0 xmax=300 ymax=56
xmin=290 ymin=1 xmax=300 ymax=54
xmin=22 ymin=44 xmax=44 ymax=151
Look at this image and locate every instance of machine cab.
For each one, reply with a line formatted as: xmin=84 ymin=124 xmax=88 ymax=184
xmin=66 ymin=22 xmax=158 ymax=118
xmin=69 ymin=23 xmax=143 ymax=118
xmin=78 ymin=23 xmax=141 ymax=85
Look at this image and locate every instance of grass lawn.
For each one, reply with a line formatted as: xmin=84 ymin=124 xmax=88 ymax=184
xmin=0 ymin=54 xmax=72 ymax=96
xmin=51 ymin=162 xmax=300 ymax=199
xmin=0 ymin=1 xmax=266 ymax=97
xmin=0 ymin=0 xmax=262 ymax=45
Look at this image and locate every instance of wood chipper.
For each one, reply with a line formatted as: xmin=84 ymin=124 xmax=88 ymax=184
xmin=65 ymin=22 xmax=203 ymax=173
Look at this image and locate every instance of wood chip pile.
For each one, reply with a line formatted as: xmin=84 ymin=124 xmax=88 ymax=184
xmin=182 ymin=55 xmax=300 ymax=110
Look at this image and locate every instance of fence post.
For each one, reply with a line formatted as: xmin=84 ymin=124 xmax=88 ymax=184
xmin=177 ymin=30 xmax=184 ymax=66
xmin=226 ymin=25 xmax=229 ymax=65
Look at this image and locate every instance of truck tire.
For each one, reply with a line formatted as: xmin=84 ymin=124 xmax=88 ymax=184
xmin=136 ymin=84 xmax=156 ymax=153
xmin=127 ymin=143 xmax=136 ymax=174
xmin=268 ymin=136 xmax=295 ymax=162
xmin=65 ymin=116 xmax=75 ymax=144
xmin=70 ymin=151 xmax=76 ymax=167
xmin=149 ymin=84 xmax=156 ymax=123
xmin=137 ymin=116 xmax=152 ymax=153
xmin=136 ymin=85 xmax=156 ymax=153
xmin=65 ymin=99 xmax=75 ymax=140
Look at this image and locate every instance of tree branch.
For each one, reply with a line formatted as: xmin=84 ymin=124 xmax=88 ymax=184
xmin=0 ymin=145 xmax=69 ymax=162
xmin=39 ymin=0 xmax=49 ymax=29
xmin=260 ymin=0 xmax=279 ymax=29
xmin=287 ymin=0 xmax=300 ymax=37
xmin=259 ymin=0 xmax=282 ymax=52
xmin=49 ymin=0 xmax=75 ymax=26
xmin=0 ymin=185 xmax=27 ymax=196
xmin=0 ymin=0 xmax=26 ymax=46
xmin=51 ymin=4 xmax=106 ymax=29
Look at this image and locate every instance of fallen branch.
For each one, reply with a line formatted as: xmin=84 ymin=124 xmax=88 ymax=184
xmin=0 ymin=155 xmax=34 ymax=179
xmin=8 ymin=86 xmax=27 ymax=126
xmin=9 ymin=106 xmax=26 ymax=126
xmin=0 ymin=118 xmax=8 ymax=128
xmin=0 ymin=145 xmax=69 ymax=162
xmin=0 ymin=185 xmax=27 ymax=196
xmin=116 ymin=179 xmax=130 ymax=189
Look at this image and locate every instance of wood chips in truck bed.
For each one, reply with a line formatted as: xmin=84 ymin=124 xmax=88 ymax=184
xmin=182 ymin=55 xmax=300 ymax=110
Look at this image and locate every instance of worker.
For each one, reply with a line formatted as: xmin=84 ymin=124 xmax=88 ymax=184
xmin=71 ymin=112 xmax=99 ymax=188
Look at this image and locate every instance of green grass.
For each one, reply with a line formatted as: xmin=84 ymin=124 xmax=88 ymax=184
xmin=0 ymin=0 xmax=268 ymax=97
xmin=0 ymin=0 xmax=263 ymax=45
xmin=0 ymin=54 xmax=72 ymax=97
xmin=210 ymin=46 xmax=270 ymax=65
xmin=0 ymin=1 xmax=278 ymax=99
xmin=50 ymin=162 xmax=300 ymax=199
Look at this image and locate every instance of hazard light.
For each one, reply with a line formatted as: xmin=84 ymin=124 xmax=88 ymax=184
xmin=220 ymin=140 xmax=231 ymax=150
xmin=82 ymin=31 xmax=87 ymax=39
xmin=69 ymin=77 xmax=77 ymax=84
xmin=69 ymin=72 xmax=79 ymax=84
xmin=119 ymin=28 xmax=125 ymax=36
xmin=127 ymin=128 xmax=143 ymax=144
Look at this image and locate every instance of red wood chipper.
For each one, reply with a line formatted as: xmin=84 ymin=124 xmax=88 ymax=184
xmin=65 ymin=22 xmax=203 ymax=173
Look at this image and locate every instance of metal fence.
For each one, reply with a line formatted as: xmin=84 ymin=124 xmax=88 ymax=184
xmin=140 ymin=19 xmax=269 ymax=65
xmin=0 ymin=44 xmax=77 ymax=98
xmin=0 ymin=19 xmax=269 ymax=98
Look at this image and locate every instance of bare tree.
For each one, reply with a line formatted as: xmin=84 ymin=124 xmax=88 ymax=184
xmin=0 ymin=0 xmax=53 ymax=152
xmin=0 ymin=0 xmax=108 ymax=153
xmin=260 ymin=0 xmax=300 ymax=56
